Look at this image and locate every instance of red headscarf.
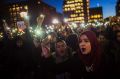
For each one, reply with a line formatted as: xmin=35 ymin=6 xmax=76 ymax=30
xmin=78 ymin=30 xmax=102 ymax=71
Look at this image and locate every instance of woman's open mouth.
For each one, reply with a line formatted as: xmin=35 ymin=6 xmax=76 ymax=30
xmin=81 ymin=48 xmax=86 ymax=52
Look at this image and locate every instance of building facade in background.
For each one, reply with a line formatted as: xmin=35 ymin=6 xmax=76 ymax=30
xmin=28 ymin=0 xmax=63 ymax=26
xmin=89 ymin=7 xmax=103 ymax=22
xmin=116 ymin=0 xmax=120 ymax=16
xmin=63 ymin=0 xmax=89 ymax=23
xmin=0 ymin=0 xmax=10 ymax=30
xmin=7 ymin=1 xmax=28 ymax=27
xmin=2 ymin=0 xmax=63 ymax=27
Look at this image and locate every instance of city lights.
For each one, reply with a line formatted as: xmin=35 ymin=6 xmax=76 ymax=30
xmin=34 ymin=27 xmax=45 ymax=39
xmin=63 ymin=0 xmax=89 ymax=23
xmin=71 ymin=23 xmax=78 ymax=29
xmin=20 ymin=12 xmax=28 ymax=18
xmin=0 ymin=32 xmax=3 ymax=40
xmin=64 ymin=18 xmax=68 ymax=23
xmin=40 ymin=14 xmax=45 ymax=18
xmin=80 ymin=23 xmax=85 ymax=28
xmin=52 ymin=19 xmax=59 ymax=24
xmin=0 ymin=1 xmax=120 ymax=78
xmin=37 ymin=14 xmax=45 ymax=27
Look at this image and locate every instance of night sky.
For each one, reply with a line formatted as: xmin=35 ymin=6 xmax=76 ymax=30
xmin=6 ymin=0 xmax=117 ymax=18
xmin=43 ymin=0 xmax=117 ymax=18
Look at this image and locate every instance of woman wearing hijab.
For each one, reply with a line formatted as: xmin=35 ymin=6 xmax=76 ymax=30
xmin=77 ymin=31 xmax=109 ymax=79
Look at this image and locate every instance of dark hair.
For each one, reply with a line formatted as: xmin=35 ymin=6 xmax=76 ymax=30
xmin=55 ymin=38 xmax=66 ymax=46
xmin=115 ymin=30 xmax=120 ymax=40
xmin=78 ymin=30 xmax=102 ymax=71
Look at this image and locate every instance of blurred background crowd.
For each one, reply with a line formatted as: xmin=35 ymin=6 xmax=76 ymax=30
xmin=0 ymin=15 xmax=120 ymax=79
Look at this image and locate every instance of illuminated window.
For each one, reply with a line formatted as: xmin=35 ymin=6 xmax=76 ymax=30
xmin=79 ymin=0 xmax=83 ymax=2
xmin=16 ymin=4 xmax=18 ymax=7
xmin=76 ymin=17 xmax=78 ymax=20
xmin=94 ymin=15 xmax=98 ymax=18
xmin=16 ymin=7 xmax=19 ymax=11
xmin=88 ymin=17 xmax=90 ymax=19
xmin=74 ymin=3 xmax=77 ymax=6
xmin=81 ymin=20 xmax=84 ymax=23
xmin=77 ymin=3 xmax=80 ymax=6
xmin=87 ymin=3 xmax=89 ymax=6
xmin=76 ymin=10 xmax=81 ymax=13
xmin=79 ymin=14 xmax=82 ymax=16
xmin=13 ymin=8 xmax=15 ymax=11
xmin=67 ymin=8 xmax=70 ymax=11
xmin=97 ymin=15 xmax=101 ymax=18
xmin=81 ymin=3 xmax=83 ymax=6
xmin=65 ymin=5 xmax=68 ymax=7
xmin=91 ymin=16 xmax=94 ymax=18
xmin=76 ymin=6 xmax=81 ymax=9
xmin=87 ymin=0 xmax=89 ymax=2
xmin=68 ymin=1 xmax=70 ymax=3
xmin=87 ymin=6 xmax=89 ymax=9
xmin=77 ymin=17 xmax=81 ymax=20
xmin=71 ymin=14 xmax=78 ymax=17
xmin=24 ymin=6 xmax=28 ymax=10
xmin=64 ymin=0 xmax=89 ymax=22
xmin=69 ymin=18 xmax=71 ymax=21
xmin=67 ymin=19 xmax=70 ymax=21
xmin=76 ymin=14 xmax=78 ymax=17
xmin=20 ymin=7 xmax=22 ymax=9
xmin=67 ymin=1 xmax=69 ymax=4
xmin=13 ymin=5 xmax=15 ymax=8
xmin=71 ymin=18 xmax=74 ymax=21
xmin=9 ymin=8 xmax=12 ymax=11
xmin=81 ymin=13 xmax=84 ymax=16
xmin=87 ymin=9 xmax=89 ymax=12
xmin=71 ymin=15 xmax=75 ymax=17
xmin=64 ymin=8 xmax=67 ymax=11
xmin=75 ymin=0 xmax=78 ymax=2
xmin=38 ymin=1 xmax=41 ymax=4
xmin=71 ymin=8 xmax=75 ymax=10
xmin=73 ymin=18 xmax=75 ymax=21
xmin=70 ymin=4 xmax=75 ymax=7
xmin=67 ymin=1 xmax=74 ymax=4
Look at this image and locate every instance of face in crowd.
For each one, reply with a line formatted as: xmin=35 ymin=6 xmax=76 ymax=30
xmin=78 ymin=31 xmax=99 ymax=55
xmin=117 ymin=31 xmax=120 ymax=42
xmin=41 ymin=46 xmax=51 ymax=58
xmin=79 ymin=34 xmax=91 ymax=55
xmin=55 ymin=40 xmax=67 ymax=57
xmin=97 ymin=34 xmax=106 ymax=43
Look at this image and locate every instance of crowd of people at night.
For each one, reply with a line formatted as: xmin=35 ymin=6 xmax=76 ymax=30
xmin=0 ymin=16 xmax=120 ymax=79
